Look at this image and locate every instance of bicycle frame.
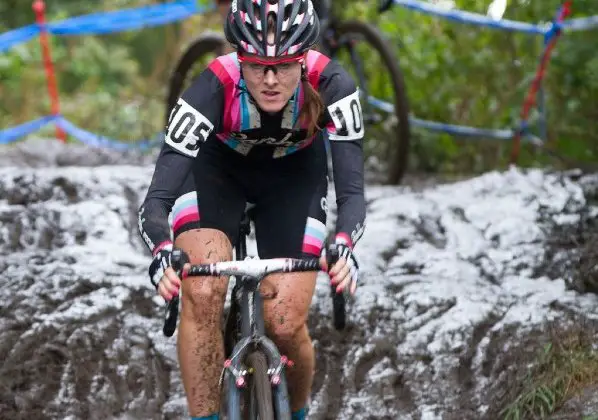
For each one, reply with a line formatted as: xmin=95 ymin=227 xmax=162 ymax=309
xmin=164 ymin=209 xmax=322 ymax=420
xmin=224 ymin=211 xmax=293 ymax=420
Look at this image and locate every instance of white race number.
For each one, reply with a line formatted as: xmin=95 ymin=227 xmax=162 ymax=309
xmin=166 ymin=98 xmax=214 ymax=157
xmin=327 ymin=90 xmax=364 ymax=141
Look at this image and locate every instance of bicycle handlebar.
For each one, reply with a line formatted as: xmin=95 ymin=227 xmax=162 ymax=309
xmin=163 ymin=248 xmax=342 ymax=337
xmin=184 ymin=257 xmax=322 ymax=278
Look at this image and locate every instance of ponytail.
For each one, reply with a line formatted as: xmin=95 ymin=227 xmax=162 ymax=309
xmin=296 ymin=70 xmax=324 ymax=138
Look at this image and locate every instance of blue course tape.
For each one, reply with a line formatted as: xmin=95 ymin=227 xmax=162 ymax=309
xmin=0 ymin=24 xmax=41 ymax=54
xmin=2 ymin=0 xmax=595 ymax=151
xmin=0 ymin=115 xmax=59 ymax=145
xmin=47 ymin=0 xmax=205 ymax=36
xmin=562 ymin=15 xmax=598 ymax=32
xmin=0 ymin=114 xmax=163 ymax=150
xmin=391 ymin=0 xmax=548 ymax=35
xmin=55 ymin=117 xmax=158 ymax=151
xmin=369 ymin=96 xmax=518 ymax=141
xmin=409 ymin=116 xmax=515 ymax=140
xmin=0 ymin=0 xmax=207 ymax=53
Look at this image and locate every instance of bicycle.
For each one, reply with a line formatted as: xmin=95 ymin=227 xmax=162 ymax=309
xmin=162 ymin=207 xmax=346 ymax=419
xmin=165 ymin=0 xmax=411 ymax=184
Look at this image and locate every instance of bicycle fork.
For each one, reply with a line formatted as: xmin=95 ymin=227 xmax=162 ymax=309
xmin=223 ymin=277 xmax=293 ymax=420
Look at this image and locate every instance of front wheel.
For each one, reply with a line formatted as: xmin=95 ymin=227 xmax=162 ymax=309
xmin=245 ymin=351 xmax=275 ymax=420
xmin=331 ymin=20 xmax=411 ymax=184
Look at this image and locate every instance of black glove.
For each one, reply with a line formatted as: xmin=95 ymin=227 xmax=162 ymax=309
xmin=148 ymin=247 xmax=173 ymax=289
xmin=325 ymin=242 xmax=360 ymax=292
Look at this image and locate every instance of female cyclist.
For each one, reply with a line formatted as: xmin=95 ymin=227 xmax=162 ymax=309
xmin=138 ymin=0 xmax=365 ymax=418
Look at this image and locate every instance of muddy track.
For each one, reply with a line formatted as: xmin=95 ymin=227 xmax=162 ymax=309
xmin=1 ymin=165 xmax=598 ymax=419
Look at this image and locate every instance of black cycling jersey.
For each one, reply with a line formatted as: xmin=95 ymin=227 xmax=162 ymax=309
xmin=138 ymin=50 xmax=365 ymax=256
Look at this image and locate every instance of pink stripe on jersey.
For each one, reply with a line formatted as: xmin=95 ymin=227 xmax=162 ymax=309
xmin=209 ymin=54 xmax=242 ymax=133
xmin=171 ymin=191 xmax=200 ymax=234
xmin=306 ymin=50 xmax=330 ymax=91
xmin=335 ymin=232 xmax=353 ymax=249
xmin=303 ymin=234 xmax=322 ymax=248
xmin=305 ymin=50 xmax=320 ymax=71
xmin=302 ymin=243 xmax=321 ymax=256
xmin=302 ymin=217 xmax=327 ymax=256
xmin=325 ymin=120 xmax=336 ymax=136
xmin=173 ymin=213 xmax=200 ymax=233
xmin=174 ymin=206 xmax=197 ymax=221
xmin=217 ymin=53 xmax=241 ymax=83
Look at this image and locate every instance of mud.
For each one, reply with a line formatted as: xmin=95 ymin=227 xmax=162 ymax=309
xmin=1 ymin=145 xmax=598 ymax=419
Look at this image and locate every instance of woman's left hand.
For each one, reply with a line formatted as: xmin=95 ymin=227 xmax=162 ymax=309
xmin=320 ymin=244 xmax=360 ymax=295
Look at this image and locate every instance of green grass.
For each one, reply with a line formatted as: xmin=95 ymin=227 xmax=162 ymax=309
xmin=501 ymin=330 xmax=598 ymax=420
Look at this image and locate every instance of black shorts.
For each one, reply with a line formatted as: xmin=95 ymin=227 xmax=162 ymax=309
xmin=170 ymin=137 xmax=328 ymax=259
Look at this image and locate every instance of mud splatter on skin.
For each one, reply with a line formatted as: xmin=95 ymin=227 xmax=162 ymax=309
xmin=176 ymin=228 xmax=232 ymax=416
xmin=263 ymin=271 xmax=318 ymax=410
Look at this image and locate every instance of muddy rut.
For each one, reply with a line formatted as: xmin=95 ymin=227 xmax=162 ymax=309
xmin=1 ymin=159 xmax=598 ymax=419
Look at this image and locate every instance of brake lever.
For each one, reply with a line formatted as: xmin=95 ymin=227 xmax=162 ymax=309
xmin=171 ymin=248 xmax=190 ymax=277
xmin=325 ymin=244 xmax=341 ymax=269
xmin=162 ymin=248 xmax=189 ymax=337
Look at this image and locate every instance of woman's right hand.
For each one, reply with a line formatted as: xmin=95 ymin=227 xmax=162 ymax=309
xmin=157 ymin=267 xmax=182 ymax=301
xmin=148 ymin=246 xmax=182 ymax=301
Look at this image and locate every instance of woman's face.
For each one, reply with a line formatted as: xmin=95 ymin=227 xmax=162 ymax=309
xmin=241 ymin=54 xmax=303 ymax=114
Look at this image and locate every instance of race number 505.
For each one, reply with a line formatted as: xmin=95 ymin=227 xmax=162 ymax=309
xmin=166 ymin=99 xmax=214 ymax=157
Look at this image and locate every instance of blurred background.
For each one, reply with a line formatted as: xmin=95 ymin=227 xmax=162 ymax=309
xmin=1 ymin=0 xmax=597 ymax=176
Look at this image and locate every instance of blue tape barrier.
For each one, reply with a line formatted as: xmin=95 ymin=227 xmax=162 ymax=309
xmin=0 ymin=114 xmax=162 ymax=150
xmin=391 ymin=0 xmax=598 ymax=35
xmin=1 ymin=0 xmax=594 ymax=54
xmin=391 ymin=0 xmax=546 ymax=34
xmin=0 ymin=24 xmax=41 ymax=54
xmin=55 ymin=117 xmax=159 ymax=151
xmin=368 ymin=96 xmax=536 ymax=142
xmin=409 ymin=116 xmax=515 ymax=140
xmin=562 ymin=15 xmax=598 ymax=32
xmin=0 ymin=115 xmax=59 ymax=145
xmin=47 ymin=0 xmax=204 ymax=36
xmin=2 ymin=0 xmax=597 ymax=149
xmin=0 ymin=0 xmax=205 ymax=53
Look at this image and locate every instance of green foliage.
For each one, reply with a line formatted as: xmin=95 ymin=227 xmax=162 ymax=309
xmin=500 ymin=331 xmax=598 ymax=420
xmin=0 ymin=0 xmax=194 ymax=141
xmin=1 ymin=0 xmax=597 ymax=173
xmin=341 ymin=0 xmax=598 ymax=173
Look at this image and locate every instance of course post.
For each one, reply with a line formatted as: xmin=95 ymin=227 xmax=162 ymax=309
xmin=510 ymin=1 xmax=572 ymax=164
xmin=33 ymin=0 xmax=66 ymax=143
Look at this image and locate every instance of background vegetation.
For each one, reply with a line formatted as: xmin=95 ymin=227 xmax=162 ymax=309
xmin=1 ymin=0 xmax=597 ymax=174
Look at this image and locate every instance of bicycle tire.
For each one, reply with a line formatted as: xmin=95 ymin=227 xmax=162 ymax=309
xmin=333 ymin=20 xmax=411 ymax=185
xmin=245 ymin=351 xmax=275 ymax=420
xmin=165 ymin=32 xmax=225 ymax=127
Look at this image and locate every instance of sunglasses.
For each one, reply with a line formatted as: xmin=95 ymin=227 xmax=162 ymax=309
xmin=238 ymin=53 xmax=306 ymax=77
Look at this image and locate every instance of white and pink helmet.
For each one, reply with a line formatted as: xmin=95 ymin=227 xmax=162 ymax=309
xmin=224 ymin=0 xmax=321 ymax=57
